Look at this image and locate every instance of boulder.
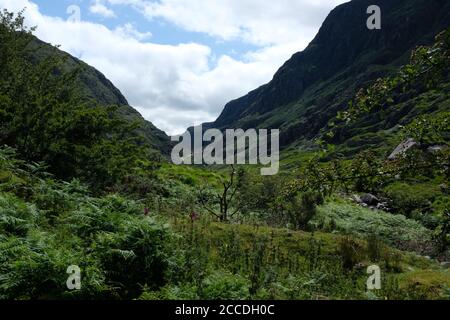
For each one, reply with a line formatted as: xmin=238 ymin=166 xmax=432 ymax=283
xmin=388 ymin=138 xmax=417 ymax=160
xmin=376 ymin=202 xmax=390 ymax=212
xmin=360 ymin=193 xmax=379 ymax=206
xmin=351 ymin=194 xmax=362 ymax=204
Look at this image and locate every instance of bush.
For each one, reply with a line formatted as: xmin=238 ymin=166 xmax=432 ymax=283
xmin=285 ymin=191 xmax=324 ymax=230
xmin=139 ymin=283 xmax=199 ymax=300
xmin=366 ymin=233 xmax=383 ymax=262
xmin=0 ymin=232 xmax=108 ymax=299
xmin=0 ymin=193 xmax=37 ymax=236
xmin=313 ymin=201 xmax=432 ymax=252
xmin=201 ymin=270 xmax=251 ymax=300
xmin=0 ymin=148 xmax=176 ymax=299
xmin=93 ymin=217 xmax=173 ymax=298
xmin=336 ymin=236 xmax=364 ymax=270
xmin=383 ymin=182 xmax=440 ymax=218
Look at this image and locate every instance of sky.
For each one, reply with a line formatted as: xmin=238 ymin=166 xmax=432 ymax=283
xmin=0 ymin=0 xmax=348 ymax=135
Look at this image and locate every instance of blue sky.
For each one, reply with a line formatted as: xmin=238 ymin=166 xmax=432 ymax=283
xmin=33 ymin=0 xmax=258 ymax=61
xmin=0 ymin=0 xmax=347 ymax=134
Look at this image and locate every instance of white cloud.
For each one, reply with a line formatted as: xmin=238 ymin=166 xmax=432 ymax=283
xmin=115 ymin=23 xmax=152 ymax=41
xmin=0 ymin=0 xmax=347 ymax=135
xmin=107 ymin=0 xmax=347 ymax=46
xmin=90 ymin=0 xmax=116 ymax=18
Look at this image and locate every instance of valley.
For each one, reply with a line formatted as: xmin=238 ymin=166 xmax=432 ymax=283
xmin=0 ymin=0 xmax=449 ymax=301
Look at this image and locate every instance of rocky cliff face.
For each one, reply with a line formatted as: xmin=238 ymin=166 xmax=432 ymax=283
xmin=206 ymin=0 xmax=450 ymax=148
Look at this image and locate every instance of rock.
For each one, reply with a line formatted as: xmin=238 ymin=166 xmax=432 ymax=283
xmin=351 ymin=194 xmax=362 ymax=204
xmin=441 ymin=262 xmax=450 ymax=268
xmin=376 ymin=202 xmax=390 ymax=211
xmin=388 ymin=138 xmax=418 ymax=160
xmin=361 ymin=193 xmax=379 ymax=206
xmin=427 ymin=145 xmax=447 ymax=153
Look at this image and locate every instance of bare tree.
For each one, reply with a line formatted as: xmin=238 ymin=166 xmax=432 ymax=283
xmin=199 ymin=165 xmax=243 ymax=222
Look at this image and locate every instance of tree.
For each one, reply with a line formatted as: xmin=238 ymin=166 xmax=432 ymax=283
xmin=198 ymin=165 xmax=246 ymax=222
xmin=342 ymin=27 xmax=449 ymax=123
xmin=0 ymin=9 xmax=151 ymax=191
xmin=324 ymin=28 xmax=450 ymax=253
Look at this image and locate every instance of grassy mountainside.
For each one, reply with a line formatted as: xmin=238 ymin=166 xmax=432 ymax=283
xmin=206 ymin=0 xmax=450 ymax=151
xmin=28 ymin=38 xmax=171 ymax=155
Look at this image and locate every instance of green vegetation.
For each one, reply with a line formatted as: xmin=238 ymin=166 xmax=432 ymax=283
xmin=313 ymin=200 xmax=432 ymax=249
xmin=206 ymin=0 xmax=450 ymax=155
xmin=0 ymin=147 xmax=173 ymax=299
xmin=0 ymin=9 xmax=449 ymax=301
xmin=2 ymin=146 xmax=449 ymax=300
xmin=0 ymin=10 xmax=158 ymax=190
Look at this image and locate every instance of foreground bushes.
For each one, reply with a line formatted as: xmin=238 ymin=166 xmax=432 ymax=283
xmin=1 ymin=148 xmax=449 ymax=300
xmin=0 ymin=193 xmax=37 ymax=237
xmin=0 ymin=148 xmax=174 ymax=299
xmin=144 ymin=219 xmax=450 ymax=300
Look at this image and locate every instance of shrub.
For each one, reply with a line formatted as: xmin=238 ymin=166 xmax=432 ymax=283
xmin=336 ymin=236 xmax=364 ymax=270
xmin=285 ymin=191 xmax=324 ymax=230
xmin=139 ymin=283 xmax=199 ymax=300
xmin=382 ymin=182 xmax=440 ymax=217
xmin=313 ymin=201 xmax=432 ymax=252
xmin=93 ymin=217 xmax=173 ymax=298
xmin=201 ymin=270 xmax=251 ymax=300
xmin=0 ymin=193 xmax=37 ymax=236
xmin=0 ymin=232 xmax=112 ymax=299
xmin=366 ymin=233 xmax=383 ymax=262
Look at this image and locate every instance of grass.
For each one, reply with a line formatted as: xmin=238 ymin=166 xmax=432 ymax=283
xmin=313 ymin=199 xmax=432 ymax=251
xmin=158 ymin=163 xmax=224 ymax=188
xmin=1 ymin=147 xmax=449 ymax=300
xmin=164 ymin=216 xmax=450 ymax=300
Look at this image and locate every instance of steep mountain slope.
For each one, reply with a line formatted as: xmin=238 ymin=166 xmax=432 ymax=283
xmin=30 ymin=38 xmax=171 ymax=155
xmin=205 ymin=0 xmax=450 ymax=149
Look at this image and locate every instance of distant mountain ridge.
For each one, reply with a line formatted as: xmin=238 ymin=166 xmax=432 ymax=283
xmin=203 ymin=0 xmax=450 ymax=149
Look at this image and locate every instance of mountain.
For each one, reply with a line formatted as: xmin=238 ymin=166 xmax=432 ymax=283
xmin=29 ymin=38 xmax=171 ymax=155
xmin=204 ymin=0 xmax=450 ymax=151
